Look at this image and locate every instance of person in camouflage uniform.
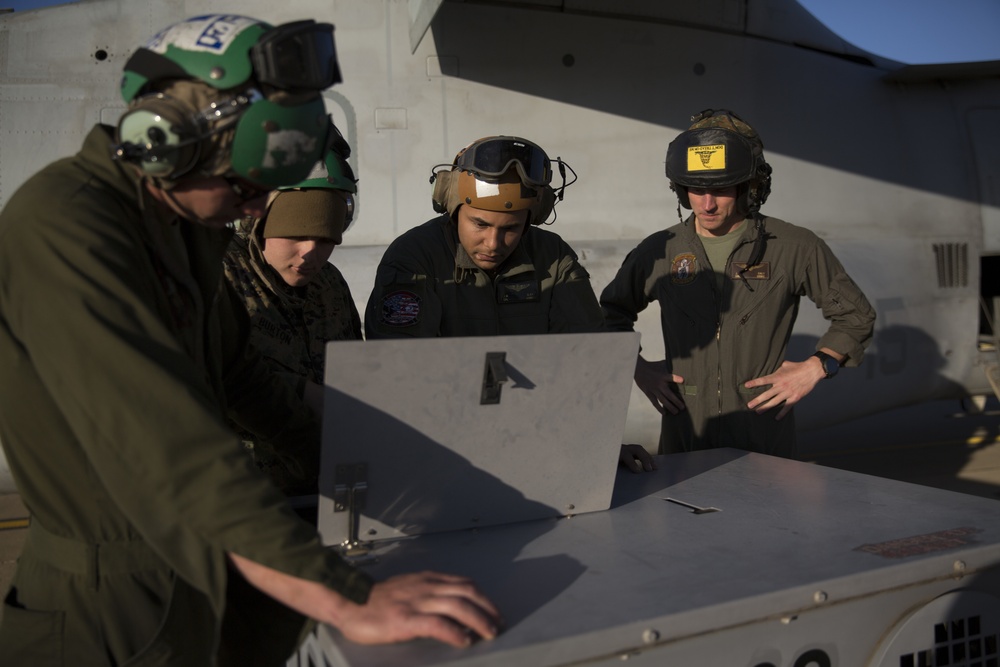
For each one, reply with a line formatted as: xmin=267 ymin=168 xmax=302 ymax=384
xmin=601 ymin=109 xmax=875 ymax=458
xmin=224 ymin=146 xmax=361 ymax=495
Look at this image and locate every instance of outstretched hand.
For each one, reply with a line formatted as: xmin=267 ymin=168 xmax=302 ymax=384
xmin=744 ymin=356 xmax=827 ymax=420
xmin=634 ymin=356 xmax=686 ymax=415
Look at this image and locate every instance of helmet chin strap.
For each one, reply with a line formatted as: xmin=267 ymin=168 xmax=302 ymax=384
xmin=162 ymin=187 xmax=209 ymax=225
xmin=146 ymin=177 xmax=218 ymax=227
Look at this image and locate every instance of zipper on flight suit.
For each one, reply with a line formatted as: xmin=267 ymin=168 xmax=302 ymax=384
xmin=715 ymin=230 xmax=758 ymax=420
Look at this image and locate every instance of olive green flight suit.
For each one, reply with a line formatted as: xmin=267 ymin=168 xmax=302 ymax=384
xmin=600 ymin=215 xmax=875 ymax=457
xmin=0 ymin=126 xmax=370 ymax=666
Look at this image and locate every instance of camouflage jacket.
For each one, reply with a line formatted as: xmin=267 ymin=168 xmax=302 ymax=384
xmin=223 ymin=217 xmax=361 ymax=492
xmin=223 ymin=217 xmax=361 ymax=389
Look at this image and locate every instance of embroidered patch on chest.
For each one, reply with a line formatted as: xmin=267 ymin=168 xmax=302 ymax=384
xmin=379 ymin=290 xmax=421 ymax=326
xmin=730 ymin=262 xmax=771 ymax=280
xmin=670 ymin=252 xmax=698 ymax=285
xmin=496 ymin=280 xmax=540 ymax=304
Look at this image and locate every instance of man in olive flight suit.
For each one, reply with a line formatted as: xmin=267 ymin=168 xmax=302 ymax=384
xmin=600 ymin=109 xmax=875 ymax=458
xmin=0 ymin=14 xmax=499 ymax=666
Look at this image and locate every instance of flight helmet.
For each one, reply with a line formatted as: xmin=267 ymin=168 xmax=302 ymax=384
xmin=430 ymin=136 xmax=561 ymax=226
xmin=269 ymin=127 xmax=359 ymax=233
xmin=115 ymin=14 xmax=339 ymax=188
xmin=665 ymin=109 xmax=772 ymax=216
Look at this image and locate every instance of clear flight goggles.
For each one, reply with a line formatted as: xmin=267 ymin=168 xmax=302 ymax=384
xmin=456 ymin=137 xmax=552 ymax=186
xmin=251 ymin=20 xmax=341 ymax=91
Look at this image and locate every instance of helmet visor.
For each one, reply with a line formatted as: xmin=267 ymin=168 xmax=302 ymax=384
xmin=457 ymin=137 xmax=551 ymax=186
xmin=251 ymin=20 xmax=341 ymax=91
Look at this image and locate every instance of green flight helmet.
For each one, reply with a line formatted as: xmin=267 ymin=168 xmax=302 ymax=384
xmin=279 ymin=138 xmax=359 ymax=228
xmin=116 ymin=14 xmax=340 ymax=188
xmin=284 ymin=148 xmax=357 ymax=193
xmin=283 ymin=124 xmax=357 ymax=193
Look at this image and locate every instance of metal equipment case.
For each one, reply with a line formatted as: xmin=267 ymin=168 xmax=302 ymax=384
xmin=298 ymin=335 xmax=1000 ymax=667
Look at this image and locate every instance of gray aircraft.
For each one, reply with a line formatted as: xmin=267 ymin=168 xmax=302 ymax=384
xmin=0 ymin=0 xmax=998 ymax=495
xmin=3 ymin=3 xmax=1000 ymax=665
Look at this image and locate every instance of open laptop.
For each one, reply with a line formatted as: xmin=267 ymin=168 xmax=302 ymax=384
xmin=316 ymin=331 xmax=640 ymax=547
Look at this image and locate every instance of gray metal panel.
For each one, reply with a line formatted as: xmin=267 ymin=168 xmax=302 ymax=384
xmin=317 ymin=332 xmax=640 ymax=546
xmin=312 ymin=449 xmax=1000 ymax=667
xmin=408 ymin=0 xmax=444 ymax=53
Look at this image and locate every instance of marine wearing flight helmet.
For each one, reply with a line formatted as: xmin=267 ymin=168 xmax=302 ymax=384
xmin=365 ymin=135 xmax=605 ymax=337
xmin=224 ymin=140 xmax=363 ymax=495
xmin=601 ymin=109 xmax=875 ymax=458
xmin=0 ymin=14 xmax=499 ymax=665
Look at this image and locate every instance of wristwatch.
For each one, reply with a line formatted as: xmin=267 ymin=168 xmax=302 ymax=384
xmin=812 ymin=351 xmax=840 ymax=379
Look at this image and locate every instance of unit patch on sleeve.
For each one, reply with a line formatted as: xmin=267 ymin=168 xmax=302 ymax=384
xmin=671 ymin=252 xmax=698 ymax=285
xmin=379 ymin=290 xmax=421 ymax=327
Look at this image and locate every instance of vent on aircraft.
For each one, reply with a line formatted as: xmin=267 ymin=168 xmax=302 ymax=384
xmin=934 ymin=243 xmax=970 ymax=288
xmin=871 ymin=590 xmax=1000 ymax=667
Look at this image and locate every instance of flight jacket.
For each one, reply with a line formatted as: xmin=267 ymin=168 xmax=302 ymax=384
xmin=365 ymin=214 xmax=605 ymax=338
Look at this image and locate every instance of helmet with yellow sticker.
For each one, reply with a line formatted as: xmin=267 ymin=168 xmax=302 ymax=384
xmin=665 ymin=109 xmax=772 ymax=216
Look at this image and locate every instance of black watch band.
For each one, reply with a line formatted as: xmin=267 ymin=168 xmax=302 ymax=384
xmin=812 ymin=351 xmax=839 ymax=379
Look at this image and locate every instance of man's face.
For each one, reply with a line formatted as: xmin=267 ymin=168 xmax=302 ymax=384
xmin=688 ymin=185 xmax=744 ymax=237
xmin=159 ymin=176 xmax=271 ymax=227
xmin=262 ymin=235 xmax=339 ymax=287
xmin=456 ymin=205 xmax=529 ymax=271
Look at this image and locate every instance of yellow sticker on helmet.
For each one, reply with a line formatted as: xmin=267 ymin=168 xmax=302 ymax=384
xmin=687 ymin=144 xmax=726 ymax=171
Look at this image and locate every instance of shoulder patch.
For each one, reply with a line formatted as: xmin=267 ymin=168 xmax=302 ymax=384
xmin=379 ymin=290 xmax=421 ymax=327
xmin=671 ymin=252 xmax=698 ymax=285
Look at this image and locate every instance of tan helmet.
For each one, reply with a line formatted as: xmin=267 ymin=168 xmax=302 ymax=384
xmin=430 ymin=136 xmax=557 ymax=225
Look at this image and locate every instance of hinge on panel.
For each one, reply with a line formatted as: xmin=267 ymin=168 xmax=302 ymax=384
xmin=333 ymin=462 xmax=375 ymax=559
xmin=481 ymin=351 xmax=508 ymax=404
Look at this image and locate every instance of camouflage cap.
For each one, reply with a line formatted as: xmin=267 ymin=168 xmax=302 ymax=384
xmin=688 ymin=109 xmax=764 ymax=156
xmin=666 ymin=108 xmax=773 ymax=213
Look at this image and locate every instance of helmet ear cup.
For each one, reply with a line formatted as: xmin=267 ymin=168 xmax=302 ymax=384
xmin=532 ymin=185 xmax=556 ymax=225
xmin=670 ymin=183 xmax=692 ymax=209
xmin=115 ymin=94 xmax=202 ymax=179
xmin=750 ymin=161 xmax=773 ymax=211
xmin=431 ymin=169 xmax=459 ymax=215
